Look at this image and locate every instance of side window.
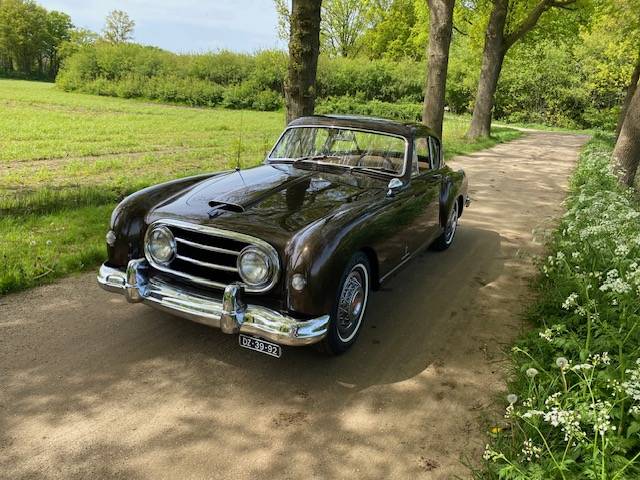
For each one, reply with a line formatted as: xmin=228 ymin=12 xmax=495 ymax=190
xmin=429 ymin=137 xmax=441 ymax=169
xmin=413 ymin=137 xmax=430 ymax=175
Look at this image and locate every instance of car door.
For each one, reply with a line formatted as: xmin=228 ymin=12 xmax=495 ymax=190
xmin=405 ymin=136 xmax=442 ymax=252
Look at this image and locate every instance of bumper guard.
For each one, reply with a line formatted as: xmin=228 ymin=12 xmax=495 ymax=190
xmin=97 ymin=259 xmax=329 ymax=346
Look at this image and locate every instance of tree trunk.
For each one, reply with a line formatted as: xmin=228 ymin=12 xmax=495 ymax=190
xmin=466 ymin=0 xmax=508 ymax=139
xmin=422 ymin=0 xmax=455 ymax=138
xmin=613 ymin=83 xmax=640 ymax=187
xmin=616 ymin=55 xmax=640 ymax=138
xmin=285 ymin=0 xmax=322 ymax=123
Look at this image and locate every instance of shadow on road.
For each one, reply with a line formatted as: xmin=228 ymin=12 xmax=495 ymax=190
xmin=1 ymin=226 xmax=504 ymax=479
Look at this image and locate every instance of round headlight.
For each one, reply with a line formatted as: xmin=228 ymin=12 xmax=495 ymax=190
xmin=238 ymin=246 xmax=272 ymax=286
xmin=146 ymin=226 xmax=176 ymax=265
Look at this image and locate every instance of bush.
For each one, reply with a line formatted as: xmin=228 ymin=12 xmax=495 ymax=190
xmin=481 ymin=134 xmax=640 ymax=479
xmin=316 ymin=96 xmax=422 ymax=122
xmin=55 ymin=40 xmax=609 ymax=129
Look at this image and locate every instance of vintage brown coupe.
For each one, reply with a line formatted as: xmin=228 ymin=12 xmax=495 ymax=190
xmin=98 ymin=115 xmax=469 ymax=356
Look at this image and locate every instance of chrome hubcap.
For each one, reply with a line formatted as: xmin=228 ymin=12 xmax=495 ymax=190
xmin=445 ymin=203 xmax=458 ymax=244
xmin=337 ymin=266 xmax=367 ymax=342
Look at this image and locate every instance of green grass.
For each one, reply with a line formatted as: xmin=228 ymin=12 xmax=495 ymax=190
xmin=0 ymin=79 xmax=521 ymax=294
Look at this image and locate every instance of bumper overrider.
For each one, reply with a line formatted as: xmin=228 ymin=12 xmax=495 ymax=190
xmin=97 ymin=259 xmax=329 ymax=346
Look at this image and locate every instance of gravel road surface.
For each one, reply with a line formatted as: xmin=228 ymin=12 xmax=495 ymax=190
xmin=0 ymin=132 xmax=587 ymax=479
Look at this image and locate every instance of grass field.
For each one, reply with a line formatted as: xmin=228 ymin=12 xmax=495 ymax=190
xmin=0 ymin=79 xmax=522 ymax=294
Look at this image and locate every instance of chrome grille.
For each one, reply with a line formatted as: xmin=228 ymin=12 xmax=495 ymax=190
xmin=145 ymin=219 xmax=280 ymax=293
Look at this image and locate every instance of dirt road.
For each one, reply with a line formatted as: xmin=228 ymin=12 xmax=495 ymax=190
xmin=0 ymin=133 xmax=587 ymax=479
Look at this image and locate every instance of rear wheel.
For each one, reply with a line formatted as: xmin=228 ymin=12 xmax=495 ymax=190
xmin=433 ymin=200 xmax=459 ymax=251
xmin=319 ymin=253 xmax=370 ymax=355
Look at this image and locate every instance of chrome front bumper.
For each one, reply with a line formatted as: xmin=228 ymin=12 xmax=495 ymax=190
xmin=97 ymin=259 xmax=329 ymax=346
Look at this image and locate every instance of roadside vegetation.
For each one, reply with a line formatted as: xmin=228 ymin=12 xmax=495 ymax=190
xmin=480 ymin=135 xmax=640 ymax=479
xmin=0 ymin=79 xmax=521 ymax=294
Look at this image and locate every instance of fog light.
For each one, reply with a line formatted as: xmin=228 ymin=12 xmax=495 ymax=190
xmin=106 ymin=230 xmax=117 ymax=246
xmin=291 ymin=274 xmax=306 ymax=291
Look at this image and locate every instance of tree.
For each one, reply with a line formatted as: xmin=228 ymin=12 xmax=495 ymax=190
xmin=321 ymin=0 xmax=373 ymax=57
xmin=466 ymin=0 xmax=578 ymax=139
xmin=0 ymin=0 xmax=47 ymax=75
xmin=275 ymin=0 xmax=373 ymax=57
xmin=617 ymin=56 xmax=640 ymax=137
xmin=613 ymin=82 xmax=640 ymax=187
xmin=103 ymin=10 xmax=135 ymax=44
xmin=43 ymin=10 xmax=72 ymax=76
xmin=422 ymin=0 xmax=455 ymax=137
xmin=285 ymin=0 xmax=323 ymax=122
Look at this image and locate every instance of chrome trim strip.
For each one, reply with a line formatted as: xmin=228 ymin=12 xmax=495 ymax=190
xmin=144 ymin=219 xmax=281 ymax=294
xmin=175 ymin=254 xmax=238 ymax=273
xmin=267 ymin=125 xmax=410 ymax=178
xmin=175 ymin=237 xmax=240 ymax=256
xmin=97 ymin=261 xmax=328 ymax=347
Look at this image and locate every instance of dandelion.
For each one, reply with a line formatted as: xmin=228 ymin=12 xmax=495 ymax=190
xmin=507 ymin=394 xmax=518 ymax=404
xmin=526 ymin=368 xmax=539 ymax=378
xmin=556 ymin=357 xmax=569 ymax=370
xmin=46 ymin=240 xmax=52 ymax=246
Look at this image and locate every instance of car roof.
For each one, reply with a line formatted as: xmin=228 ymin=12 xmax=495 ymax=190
xmin=288 ymin=114 xmax=439 ymax=140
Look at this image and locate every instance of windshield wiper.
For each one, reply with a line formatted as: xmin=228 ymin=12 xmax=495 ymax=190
xmin=349 ymin=166 xmax=399 ymax=177
xmin=293 ymin=154 xmax=333 ymax=165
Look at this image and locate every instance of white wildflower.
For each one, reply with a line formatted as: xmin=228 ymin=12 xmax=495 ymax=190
xmin=562 ymin=292 xmax=579 ymax=310
xmin=521 ymin=438 xmax=542 ymax=462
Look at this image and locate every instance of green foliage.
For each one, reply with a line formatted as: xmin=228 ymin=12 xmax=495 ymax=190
xmin=480 ymin=135 xmax=640 ymax=479
xmin=0 ymin=0 xmax=73 ymax=78
xmin=360 ymin=0 xmax=428 ymax=60
xmin=316 ymin=96 xmax=422 ymax=122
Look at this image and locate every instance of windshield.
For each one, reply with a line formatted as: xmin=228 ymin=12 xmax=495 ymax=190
xmin=269 ymin=126 xmax=407 ymax=176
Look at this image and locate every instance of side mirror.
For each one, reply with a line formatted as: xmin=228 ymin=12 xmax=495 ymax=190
xmin=387 ymin=178 xmax=404 ymax=197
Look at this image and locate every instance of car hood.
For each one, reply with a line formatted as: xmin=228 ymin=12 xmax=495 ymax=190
xmin=148 ymin=164 xmax=386 ymax=245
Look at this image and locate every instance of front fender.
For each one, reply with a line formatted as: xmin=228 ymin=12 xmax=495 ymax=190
xmin=283 ymin=203 xmax=384 ymax=317
xmin=107 ymin=172 xmax=225 ymax=267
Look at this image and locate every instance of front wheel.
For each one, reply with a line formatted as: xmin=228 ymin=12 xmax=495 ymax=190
xmin=319 ymin=253 xmax=370 ymax=355
xmin=432 ymin=200 xmax=459 ymax=251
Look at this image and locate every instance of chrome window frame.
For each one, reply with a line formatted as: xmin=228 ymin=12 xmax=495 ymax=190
xmin=144 ymin=219 xmax=281 ymax=293
xmin=267 ymin=125 xmax=410 ymax=178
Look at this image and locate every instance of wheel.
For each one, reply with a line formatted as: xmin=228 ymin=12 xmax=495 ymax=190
xmin=319 ymin=253 xmax=370 ymax=355
xmin=432 ymin=199 xmax=459 ymax=251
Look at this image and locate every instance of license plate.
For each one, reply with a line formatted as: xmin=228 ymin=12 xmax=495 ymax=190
xmin=238 ymin=334 xmax=282 ymax=358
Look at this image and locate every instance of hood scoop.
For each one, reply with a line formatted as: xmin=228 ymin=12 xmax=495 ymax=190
xmin=208 ymin=200 xmax=245 ymax=218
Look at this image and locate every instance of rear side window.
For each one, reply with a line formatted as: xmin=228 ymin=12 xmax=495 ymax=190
xmin=413 ymin=137 xmax=431 ymax=175
xmin=429 ymin=137 xmax=442 ymax=169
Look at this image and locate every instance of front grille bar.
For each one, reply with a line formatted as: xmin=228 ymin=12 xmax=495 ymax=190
xmin=175 ymin=254 xmax=239 ymax=273
xmin=175 ymin=237 xmax=240 ymax=256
